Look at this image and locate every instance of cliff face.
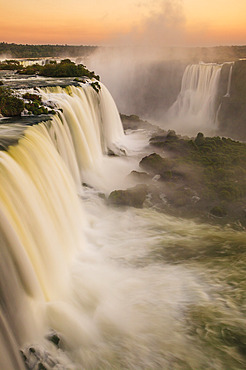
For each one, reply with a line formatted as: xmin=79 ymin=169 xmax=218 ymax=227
xmin=218 ymin=60 xmax=246 ymax=140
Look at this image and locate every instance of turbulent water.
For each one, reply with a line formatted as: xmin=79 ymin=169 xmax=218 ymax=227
xmin=0 ymin=78 xmax=246 ymax=370
xmin=167 ymin=63 xmax=223 ymax=135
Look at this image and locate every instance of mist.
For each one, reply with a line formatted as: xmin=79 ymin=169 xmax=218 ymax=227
xmin=84 ymin=0 xmax=242 ymax=136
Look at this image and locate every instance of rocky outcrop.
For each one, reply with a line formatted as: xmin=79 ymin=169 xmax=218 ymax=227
xmin=108 ymin=184 xmax=148 ymax=208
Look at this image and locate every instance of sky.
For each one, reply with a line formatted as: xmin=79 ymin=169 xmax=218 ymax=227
xmin=1 ymin=0 xmax=246 ymax=46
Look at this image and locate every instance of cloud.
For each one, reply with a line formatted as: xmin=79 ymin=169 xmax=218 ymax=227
xmin=107 ymin=0 xmax=186 ymax=48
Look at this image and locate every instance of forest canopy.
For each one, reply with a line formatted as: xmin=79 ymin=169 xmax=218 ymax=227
xmin=0 ymin=42 xmax=97 ymax=58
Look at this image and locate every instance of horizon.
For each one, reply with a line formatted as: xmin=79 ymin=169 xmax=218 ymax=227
xmin=1 ymin=0 xmax=246 ymax=47
xmin=1 ymin=41 xmax=246 ymax=50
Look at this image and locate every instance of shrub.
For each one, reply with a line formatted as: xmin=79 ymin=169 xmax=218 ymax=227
xmin=0 ymin=87 xmax=24 ymax=116
xmin=17 ymin=59 xmax=100 ymax=80
xmin=210 ymin=206 xmax=227 ymax=217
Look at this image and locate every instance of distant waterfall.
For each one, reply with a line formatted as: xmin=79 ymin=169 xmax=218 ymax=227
xmin=167 ymin=63 xmax=222 ymax=134
xmin=224 ymin=63 xmax=234 ymax=98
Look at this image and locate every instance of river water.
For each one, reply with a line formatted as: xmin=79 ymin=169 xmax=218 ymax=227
xmin=0 ymin=73 xmax=245 ymax=369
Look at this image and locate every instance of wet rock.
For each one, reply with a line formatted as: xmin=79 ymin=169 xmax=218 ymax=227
xmin=47 ymin=332 xmax=60 ymax=347
xmin=108 ymin=184 xmax=148 ymax=208
xmin=139 ymin=153 xmax=185 ymax=182
xmin=140 ymin=153 xmax=172 ymax=175
xmin=38 ymin=363 xmax=47 ymax=370
xmin=128 ymin=170 xmax=151 ymax=182
xmin=21 ymin=343 xmax=66 ymax=370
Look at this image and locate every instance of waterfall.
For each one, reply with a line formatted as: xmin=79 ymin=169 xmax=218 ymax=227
xmin=167 ymin=63 xmax=222 ymax=134
xmin=0 ymin=122 xmax=87 ymax=368
xmin=224 ymin=63 xmax=234 ymax=98
xmin=1 ymin=75 xmax=246 ymax=369
xmin=0 ymin=82 xmax=127 ymax=368
xmin=39 ymin=83 xmax=124 ymax=171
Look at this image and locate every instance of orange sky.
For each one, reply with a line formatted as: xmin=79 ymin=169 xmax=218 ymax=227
xmin=1 ymin=0 xmax=246 ymax=46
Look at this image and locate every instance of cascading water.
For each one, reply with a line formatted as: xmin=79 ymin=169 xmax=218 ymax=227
xmin=1 ymin=79 xmax=246 ymax=370
xmin=167 ymin=63 xmax=222 ymax=134
xmin=224 ymin=63 xmax=234 ymax=98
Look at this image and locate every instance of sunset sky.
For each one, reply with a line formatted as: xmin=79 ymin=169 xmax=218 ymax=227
xmin=1 ymin=0 xmax=246 ymax=46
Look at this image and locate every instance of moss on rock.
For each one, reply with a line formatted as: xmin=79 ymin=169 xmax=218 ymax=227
xmin=0 ymin=86 xmax=24 ymax=116
xmin=108 ymin=184 xmax=148 ymax=208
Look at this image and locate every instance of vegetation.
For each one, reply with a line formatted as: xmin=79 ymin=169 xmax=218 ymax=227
xmin=0 ymin=42 xmax=97 ymax=58
xmin=1 ymin=42 xmax=246 ymax=62
xmin=0 ymin=60 xmax=100 ymax=117
xmin=140 ymin=131 xmax=246 ymax=225
xmin=0 ymin=86 xmax=24 ymax=116
xmin=90 ymin=81 xmax=101 ymax=92
xmin=22 ymin=92 xmax=56 ymax=115
xmin=0 ymin=88 xmax=55 ymax=117
xmin=16 ymin=59 xmax=100 ymax=80
xmin=24 ymin=102 xmax=49 ymax=116
xmin=0 ymin=59 xmax=22 ymax=70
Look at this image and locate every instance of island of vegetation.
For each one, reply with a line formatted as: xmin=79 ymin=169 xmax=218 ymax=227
xmin=0 ymin=58 xmax=100 ymax=80
xmin=0 ymin=59 xmax=100 ymax=117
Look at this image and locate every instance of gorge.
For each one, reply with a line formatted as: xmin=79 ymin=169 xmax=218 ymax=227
xmin=0 ymin=57 xmax=246 ymax=369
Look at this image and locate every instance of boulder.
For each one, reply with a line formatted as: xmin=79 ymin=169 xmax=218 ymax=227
xmin=139 ymin=153 xmax=172 ymax=174
xmin=108 ymin=184 xmax=148 ymax=208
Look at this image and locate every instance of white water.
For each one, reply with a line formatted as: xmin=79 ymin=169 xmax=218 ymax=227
xmin=167 ymin=63 xmax=222 ymax=135
xmin=224 ymin=63 xmax=234 ymax=98
xmin=1 ymin=81 xmax=246 ymax=369
xmin=38 ymin=83 xmax=148 ymax=193
xmin=0 ymin=129 xmax=210 ymax=369
xmin=0 ymin=83 xmax=154 ymax=368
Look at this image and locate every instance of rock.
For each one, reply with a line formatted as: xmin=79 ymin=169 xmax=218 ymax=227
xmin=108 ymin=184 xmax=148 ymax=208
xmin=194 ymin=132 xmax=205 ymax=146
xmin=166 ymin=130 xmax=178 ymax=141
xmin=128 ymin=170 xmax=151 ymax=182
xmin=140 ymin=153 xmax=172 ymax=175
xmin=47 ymin=332 xmax=60 ymax=347
xmin=210 ymin=205 xmax=227 ymax=217
xmin=38 ymin=363 xmax=47 ymax=370
xmin=120 ymin=114 xmax=162 ymax=132
xmin=139 ymin=153 xmax=185 ymax=182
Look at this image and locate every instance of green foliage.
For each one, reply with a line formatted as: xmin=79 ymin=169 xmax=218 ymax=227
xmin=22 ymin=91 xmax=50 ymax=115
xmin=166 ymin=129 xmax=178 ymax=141
xmin=210 ymin=205 xmax=227 ymax=217
xmin=90 ymin=81 xmax=101 ymax=93
xmin=24 ymin=102 xmax=48 ymax=115
xmin=17 ymin=59 xmax=100 ymax=80
xmin=195 ymin=132 xmax=205 ymax=145
xmin=149 ymin=132 xmax=246 ymax=223
xmin=0 ymin=42 xmax=97 ymax=58
xmin=18 ymin=64 xmax=42 ymax=75
xmin=140 ymin=153 xmax=174 ymax=174
xmin=22 ymin=93 xmax=41 ymax=102
xmin=0 ymin=86 xmax=24 ymax=116
xmin=0 ymin=59 xmax=22 ymax=70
